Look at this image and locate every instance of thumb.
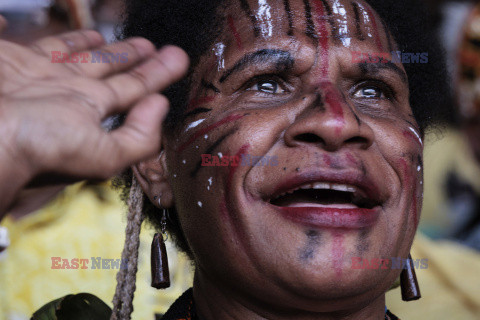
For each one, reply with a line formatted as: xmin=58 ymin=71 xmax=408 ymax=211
xmin=108 ymin=93 xmax=169 ymax=171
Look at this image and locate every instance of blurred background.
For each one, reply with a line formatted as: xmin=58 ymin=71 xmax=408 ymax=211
xmin=0 ymin=0 xmax=479 ymax=319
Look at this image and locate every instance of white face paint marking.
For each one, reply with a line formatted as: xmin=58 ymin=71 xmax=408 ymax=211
xmin=204 ymin=135 xmax=209 ymax=139
xmin=213 ymin=42 xmax=226 ymax=71
xmin=208 ymin=177 xmax=213 ymax=186
xmin=182 ymin=159 xmax=186 ymax=164
xmin=332 ymin=0 xmax=350 ymax=47
xmin=408 ymin=126 xmax=423 ymax=146
xmin=256 ymin=0 xmax=273 ymax=38
xmin=417 ymin=165 xmax=421 ymax=172
xmin=357 ymin=3 xmax=373 ymax=38
xmin=218 ymin=152 xmax=223 ymax=158
xmin=174 ymin=174 xmax=177 ymax=178
xmin=185 ymin=118 xmax=206 ymax=132
xmin=198 ymin=201 xmax=203 ymax=208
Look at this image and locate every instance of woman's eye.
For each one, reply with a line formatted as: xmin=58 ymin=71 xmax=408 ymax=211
xmin=248 ymin=80 xmax=285 ymax=94
xmin=354 ymin=86 xmax=384 ymax=99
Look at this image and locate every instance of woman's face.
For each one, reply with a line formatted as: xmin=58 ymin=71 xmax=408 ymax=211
xmin=165 ymin=0 xmax=423 ymax=311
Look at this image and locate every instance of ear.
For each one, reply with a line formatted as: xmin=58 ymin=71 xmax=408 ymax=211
xmin=132 ymin=151 xmax=174 ymax=209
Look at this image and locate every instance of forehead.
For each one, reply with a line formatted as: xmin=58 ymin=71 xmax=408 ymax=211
xmin=216 ymin=0 xmax=391 ymax=51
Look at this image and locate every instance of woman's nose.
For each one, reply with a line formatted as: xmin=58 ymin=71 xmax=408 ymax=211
xmin=284 ymin=82 xmax=374 ymax=152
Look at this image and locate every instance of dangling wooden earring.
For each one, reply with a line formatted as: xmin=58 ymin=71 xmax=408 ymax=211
xmin=151 ymin=197 xmax=170 ymax=289
xmin=400 ymin=253 xmax=421 ymax=301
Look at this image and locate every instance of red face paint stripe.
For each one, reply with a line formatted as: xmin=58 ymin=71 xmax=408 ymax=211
xmin=313 ymin=0 xmax=330 ymax=77
xmin=346 ymin=153 xmax=358 ymax=166
xmin=178 ymin=114 xmax=244 ymax=153
xmin=319 ymin=82 xmax=346 ymax=133
xmin=323 ymin=154 xmax=332 ymax=166
xmin=364 ymin=6 xmax=383 ymax=52
xmin=332 ymin=231 xmax=344 ymax=277
xmin=400 ymin=159 xmax=419 ymax=228
xmin=223 ymin=144 xmax=251 ymax=256
xmin=227 ymin=15 xmax=244 ymax=50
xmin=226 ymin=144 xmax=250 ymax=195
xmin=220 ymin=197 xmax=248 ymax=252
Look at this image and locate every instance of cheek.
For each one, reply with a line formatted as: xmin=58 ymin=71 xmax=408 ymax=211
xmin=167 ymin=113 xmax=249 ymax=208
xmin=377 ymin=121 xmax=423 ymax=227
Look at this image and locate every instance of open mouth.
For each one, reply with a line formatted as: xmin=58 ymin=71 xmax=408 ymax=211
xmin=269 ymin=182 xmax=379 ymax=209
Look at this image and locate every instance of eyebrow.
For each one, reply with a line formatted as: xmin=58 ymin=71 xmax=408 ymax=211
xmin=358 ymin=61 xmax=408 ymax=84
xmin=219 ymin=49 xmax=294 ymax=83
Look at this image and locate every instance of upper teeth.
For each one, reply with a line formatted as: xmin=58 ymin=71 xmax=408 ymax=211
xmin=276 ymin=183 xmax=357 ymax=198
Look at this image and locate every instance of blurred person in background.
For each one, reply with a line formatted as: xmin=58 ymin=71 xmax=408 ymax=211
xmin=418 ymin=0 xmax=480 ymax=250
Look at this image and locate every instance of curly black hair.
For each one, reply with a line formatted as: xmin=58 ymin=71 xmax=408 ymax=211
xmin=114 ymin=0 xmax=452 ymax=258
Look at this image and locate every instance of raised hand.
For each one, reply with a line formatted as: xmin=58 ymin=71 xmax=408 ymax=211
xmin=0 ymin=29 xmax=189 ymax=216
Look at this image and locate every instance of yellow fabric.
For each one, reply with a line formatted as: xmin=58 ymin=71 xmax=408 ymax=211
xmin=386 ymin=233 xmax=480 ymax=319
xmin=0 ymin=182 xmax=193 ymax=320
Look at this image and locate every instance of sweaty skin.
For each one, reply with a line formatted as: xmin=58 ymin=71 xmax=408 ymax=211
xmin=138 ymin=1 xmax=423 ymax=319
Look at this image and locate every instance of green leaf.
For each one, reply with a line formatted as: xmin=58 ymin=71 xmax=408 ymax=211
xmin=31 ymin=293 xmax=112 ymax=320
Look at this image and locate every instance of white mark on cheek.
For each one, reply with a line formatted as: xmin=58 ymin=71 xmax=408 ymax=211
xmin=256 ymin=0 xmax=273 ymax=38
xmin=204 ymin=134 xmax=209 ymax=139
xmin=213 ymin=42 xmax=226 ymax=71
xmin=208 ymin=177 xmax=213 ymax=186
xmin=174 ymin=174 xmax=177 ymax=178
xmin=182 ymin=159 xmax=186 ymax=164
xmin=408 ymin=126 xmax=423 ymax=146
xmin=417 ymin=165 xmax=421 ymax=172
xmin=198 ymin=201 xmax=203 ymax=208
xmin=218 ymin=152 xmax=223 ymax=158
xmin=185 ymin=118 xmax=206 ymax=132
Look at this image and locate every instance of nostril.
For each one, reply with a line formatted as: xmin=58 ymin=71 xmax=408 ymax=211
xmin=345 ymin=136 xmax=369 ymax=147
xmin=295 ymin=133 xmax=325 ymax=144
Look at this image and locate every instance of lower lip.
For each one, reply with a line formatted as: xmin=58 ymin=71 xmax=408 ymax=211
xmin=273 ymin=206 xmax=381 ymax=229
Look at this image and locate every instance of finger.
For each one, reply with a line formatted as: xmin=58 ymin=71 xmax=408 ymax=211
xmin=30 ymin=30 xmax=105 ymax=59
xmin=104 ymin=46 xmax=189 ymax=112
xmin=75 ymin=37 xmax=155 ymax=78
xmin=0 ymin=15 xmax=7 ymax=34
xmin=104 ymin=94 xmax=169 ymax=174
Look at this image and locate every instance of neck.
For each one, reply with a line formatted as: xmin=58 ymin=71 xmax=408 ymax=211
xmin=193 ymin=268 xmax=386 ymax=320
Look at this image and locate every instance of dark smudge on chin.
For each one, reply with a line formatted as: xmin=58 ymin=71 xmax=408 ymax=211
xmin=300 ymin=229 xmax=322 ymax=261
xmin=356 ymin=228 xmax=370 ymax=255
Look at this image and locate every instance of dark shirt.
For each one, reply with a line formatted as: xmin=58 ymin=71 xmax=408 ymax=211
xmin=158 ymin=289 xmax=400 ymax=320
